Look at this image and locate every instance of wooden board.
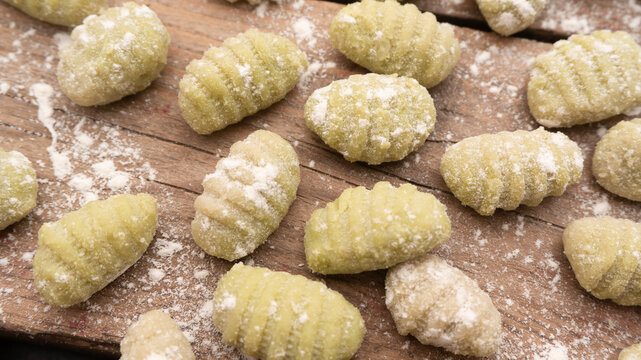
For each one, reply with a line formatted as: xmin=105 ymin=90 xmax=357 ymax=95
xmin=1 ymin=0 xmax=640 ymax=359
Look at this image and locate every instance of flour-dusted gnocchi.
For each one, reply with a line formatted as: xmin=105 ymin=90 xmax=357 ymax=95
xmin=304 ymin=74 xmax=436 ymax=165
xmin=33 ymin=193 xmax=157 ymax=307
xmin=620 ymin=344 xmax=641 ymax=360
xmin=528 ymin=30 xmax=641 ymax=128
xmin=563 ymin=217 xmax=641 ymax=306
xmin=329 ymin=0 xmax=460 ymax=88
xmin=0 ymin=149 xmax=37 ymax=231
xmin=213 ymin=263 xmax=365 ymax=360
xmin=440 ymin=128 xmax=583 ymax=216
xmin=3 ymin=0 xmax=106 ymax=27
xmin=593 ymin=119 xmax=641 ymax=202
xmin=57 ymin=2 xmax=170 ymax=106
xmin=304 ymin=181 xmax=450 ymax=274
xmin=120 ymin=310 xmax=195 ymax=360
xmin=476 ymin=0 xmax=549 ymax=36
xmin=386 ymin=255 xmax=502 ymax=357
xmin=179 ymin=29 xmax=308 ymax=135
xmin=192 ymin=130 xmax=300 ymax=261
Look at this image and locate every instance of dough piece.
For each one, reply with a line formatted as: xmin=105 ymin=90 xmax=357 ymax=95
xmin=440 ymin=128 xmax=583 ymax=216
xmin=192 ymin=130 xmax=300 ymax=261
xmin=476 ymin=0 xmax=549 ymax=36
xmin=528 ymin=30 xmax=641 ymax=127
xmin=33 ymin=193 xmax=158 ymax=307
xmin=620 ymin=344 xmax=641 ymax=360
xmin=120 ymin=310 xmax=195 ymax=360
xmin=563 ymin=217 xmax=641 ymax=306
xmin=3 ymin=0 xmax=106 ymax=27
xmin=179 ymin=29 xmax=308 ymax=135
xmin=329 ymin=0 xmax=460 ymax=88
xmin=592 ymin=118 xmax=641 ymax=202
xmin=304 ymin=181 xmax=451 ymax=274
xmin=57 ymin=2 xmax=170 ymax=106
xmin=0 ymin=148 xmax=37 ymax=230
xmin=213 ymin=263 xmax=365 ymax=360
xmin=304 ymin=73 xmax=436 ymax=165
xmin=386 ymin=255 xmax=501 ymax=356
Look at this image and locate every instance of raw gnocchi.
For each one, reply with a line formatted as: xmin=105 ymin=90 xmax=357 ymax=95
xmin=563 ymin=217 xmax=641 ymax=306
xmin=179 ymin=29 xmax=308 ymax=135
xmin=191 ymin=130 xmax=300 ymax=261
xmin=329 ymin=0 xmax=460 ymax=88
xmin=57 ymin=2 xmax=170 ymax=106
xmin=304 ymin=181 xmax=451 ymax=274
xmin=620 ymin=344 xmax=641 ymax=360
xmin=33 ymin=193 xmax=158 ymax=307
xmin=213 ymin=263 xmax=365 ymax=360
xmin=440 ymin=128 xmax=583 ymax=216
xmin=592 ymin=118 xmax=641 ymax=202
xmin=528 ymin=30 xmax=641 ymax=127
xmin=0 ymin=148 xmax=37 ymax=231
xmin=476 ymin=0 xmax=549 ymax=36
xmin=3 ymin=0 xmax=106 ymax=27
xmin=304 ymin=73 xmax=436 ymax=165
xmin=120 ymin=310 xmax=195 ymax=360
xmin=386 ymin=255 xmax=502 ymax=357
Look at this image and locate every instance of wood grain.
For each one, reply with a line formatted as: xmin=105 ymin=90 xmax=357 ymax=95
xmin=1 ymin=0 xmax=640 ymax=359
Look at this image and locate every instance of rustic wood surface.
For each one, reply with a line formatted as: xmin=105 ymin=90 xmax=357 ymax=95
xmin=0 ymin=0 xmax=640 ymax=359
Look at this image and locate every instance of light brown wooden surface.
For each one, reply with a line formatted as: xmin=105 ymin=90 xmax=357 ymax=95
xmin=0 ymin=0 xmax=640 ymax=359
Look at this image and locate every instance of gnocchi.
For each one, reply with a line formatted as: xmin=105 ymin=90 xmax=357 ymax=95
xmin=120 ymin=310 xmax=195 ymax=360
xmin=3 ymin=0 xmax=106 ymax=27
xmin=476 ymin=0 xmax=549 ymax=36
xmin=620 ymin=344 xmax=641 ymax=360
xmin=0 ymin=148 xmax=37 ymax=231
xmin=304 ymin=73 xmax=436 ymax=165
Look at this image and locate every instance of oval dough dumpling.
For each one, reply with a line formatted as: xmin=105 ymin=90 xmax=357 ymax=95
xmin=213 ymin=263 xmax=365 ymax=360
xmin=3 ymin=0 xmax=106 ymax=27
xmin=386 ymin=255 xmax=502 ymax=357
xmin=179 ymin=29 xmax=308 ymax=135
xmin=57 ymin=2 xmax=170 ymax=106
xmin=620 ymin=344 xmax=641 ymax=360
xmin=440 ymin=128 xmax=583 ymax=216
xmin=304 ymin=181 xmax=451 ymax=274
xmin=33 ymin=193 xmax=158 ymax=307
xmin=120 ymin=310 xmax=195 ymax=360
xmin=0 ymin=148 xmax=37 ymax=230
xmin=563 ymin=217 xmax=641 ymax=306
xmin=192 ymin=130 xmax=300 ymax=261
xmin=304 ymin=73 xmax=436 ymax=165
xmin=476 ymin=0 xmax=549 ymax=36
xmin=329 ymin=0 xmax=460 ymax=88
xmin=592 ymin=118 xmax=641 ymax=202
xmin=528 ymin=30 xmax=641 ymax=127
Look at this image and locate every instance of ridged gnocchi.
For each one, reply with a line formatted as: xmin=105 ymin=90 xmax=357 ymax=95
xmin=179 ymin=29 xmax=308 ymax=135
xmin=620 ymin=344 xmax=641 ymax=360
xmin=440 ymin=128 xmax=583 ymax=216
xmin=57 ymin=2 xmax=170 ymax=106
xmin=386 ymin=255 xmax=502 ymax=357
xmin=33 ymin=193 xmax=158 ymax=307
xmin=192 ymin=130 xmax=300 ymax=261
xmin=563 ymin=217 xmax=641 ymax=306
xmin=213 ymin=263 xmax=365 ymax=360
xmin=329 ymin=0 xmax=460 ymax=88
xmin=0 ymin=148 xmax=37 ymax=231
xmin=3 ymin=0 xmax=106 ymax=27
xmin=528 ymin=30 xmax=641 ymax=128
xmin=592 ymin=118 xmax=641 ymax=202
xmin=476 ymin=0 xmax=549 ymax=36
xmin=304 ymin=73 xmax=436 ymax=165
xmin=304 ymin=181 xmax=451 ymax=274
xmin=120 ymin=310 xmax=195 ymax=360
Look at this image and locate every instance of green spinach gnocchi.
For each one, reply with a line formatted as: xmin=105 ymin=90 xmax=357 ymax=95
xmin=179 ymin=29 xmax=308 ymax=135
xmin=3 ymin=0 xmax=106 ymax=27
xmin=329 ymin=0 xmax=460 ymax=88
xmin=57 ymin=2 xmax=170 ymax=106
xmin=33 ymin=193 xmax=157 ymax=307
xmin=304 ymin=73 xmax=436 ymax=165
xmin=0 ymin=148 xmax=38 ymax=231
xmin=304 ymin=181 xmax=451 ymax=274
xmin=476 ymin=0 xmax=549 ymax=36
xmin=120 ymin=310 xmax=195 ymax=360
xmin=620 ymin=344 xmax=641 ymax=360
xmin=192 ymin=130 xmax=300 ymax=261
xmin=440 ymin=128 xmax=583 ymax=216
xmin=213 ymin=263 xmax=365 ymax=360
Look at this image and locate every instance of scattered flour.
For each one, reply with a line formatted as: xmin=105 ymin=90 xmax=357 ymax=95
xmin=148 ymin=268 xmax=165 ymax=283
